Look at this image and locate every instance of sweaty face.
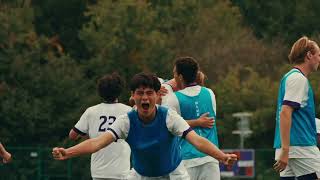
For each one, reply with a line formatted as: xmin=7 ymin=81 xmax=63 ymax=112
xmin=132 ymin=87 xmax=157 ymax=121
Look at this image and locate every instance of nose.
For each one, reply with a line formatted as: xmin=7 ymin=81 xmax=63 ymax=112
xmin=141 ymin=92 xmax=148 ymax=100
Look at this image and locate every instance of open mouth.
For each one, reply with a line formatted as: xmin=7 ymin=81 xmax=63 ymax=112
xmin=141 ymin=103 xmax=149 ymax=110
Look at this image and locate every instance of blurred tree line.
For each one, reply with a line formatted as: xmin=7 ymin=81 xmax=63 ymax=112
xmin=1 ymin=0 xmax=320 ymax=150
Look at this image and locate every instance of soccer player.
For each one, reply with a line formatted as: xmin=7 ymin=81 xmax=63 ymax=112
xmin=162 ymin=57 xmax=220 ymax=180
xmin=273 ymin=36 xmax=320 ymax=179
xmin=161 ymin=71 xmax=206 ymax=94
xmin=0 ymin=142 xmax=12 ymax=163
xmin=52 ymin=72 xmax=237 ymax=180
xmin=68 ymin=72 xmax=131 ymax=180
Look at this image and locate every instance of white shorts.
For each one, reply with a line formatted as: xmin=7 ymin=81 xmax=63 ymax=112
xmin=127 ymin=162 xmax=189 ymax=180
xmin=280 ymin=158 xmax=320 ymax=178
xmin=186 ymin=161 xmax=220 ymax=180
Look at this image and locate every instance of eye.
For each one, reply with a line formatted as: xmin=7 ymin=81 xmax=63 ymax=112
xmin=136 ymin=91 xmax=144 ymax=96
xmin=146 ymin=91 xmax=154 ymax=96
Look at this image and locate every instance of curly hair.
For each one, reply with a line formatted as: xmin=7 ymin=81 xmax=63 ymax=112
xmin=97 ymin=72 xmax=124 ymax=103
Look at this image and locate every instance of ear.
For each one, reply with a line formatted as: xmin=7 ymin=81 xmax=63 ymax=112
xmin=307 ymin=51 xmax=312 ymax=60
xmin=178 ymin=74 xmax=183 ymax=82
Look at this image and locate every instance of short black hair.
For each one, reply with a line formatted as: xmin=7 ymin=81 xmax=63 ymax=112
xmin=97 ymin=72 xmax=124 ymax=103
xmin=130 ymin=72 xmax=161 ymax=92
xmin=174 ymin=56 xmax=199 ymax=85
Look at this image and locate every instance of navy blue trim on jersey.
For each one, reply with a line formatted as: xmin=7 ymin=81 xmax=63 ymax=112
xmin=107 ymin=128 xmax=119 ymax=142
xmin=72 ymin=127 xmax=86 ymax=136
xmin=280 ymin=177 xmax=295 ymax=180
xmin=182 ymin=127 xmax=193 ymax=139
xmin=185 ymin=82 xmax=197 ymax=87
xmin=293 ymin=67 xmax=305 ymax=77
xmin=297 ymin=172 xmax=318 ymax=180
xmin=283 ymin=100 xmax=300 ymax=109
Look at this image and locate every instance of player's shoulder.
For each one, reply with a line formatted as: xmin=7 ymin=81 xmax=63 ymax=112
xmin=285 ymin=73 xmax=308 ymax=88
xmin=285 ymin=69 xmax=307 ymax=81
xmin=116 ymin=103 xmax=132 ymax=111
xmin=83 ymin=103 xmax=101 ymax=113
xmin=165 ymin=106 xmax=180 ymax=117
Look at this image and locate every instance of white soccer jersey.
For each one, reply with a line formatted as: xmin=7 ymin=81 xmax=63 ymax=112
xmin=161 ymin=85 xmax=216 ymax=114
xmin=74 ymin=103 xmax=132 ymax=179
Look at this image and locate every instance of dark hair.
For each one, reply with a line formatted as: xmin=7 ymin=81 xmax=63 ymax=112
xmin=174 ymin=56 xmax=199 ymax=85
xmin=130 ymin=72 xmax=161 ymax=92
xmin=97 ymin=72 xmax=124 ymax=103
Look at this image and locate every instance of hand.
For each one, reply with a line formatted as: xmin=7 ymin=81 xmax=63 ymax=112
xmin=52 ymin=147 xmax=68 ymax=160
xmin=158 ymin=86 xmax=169 ymax=97
xmin=2 ymin=151 xmax=12 ymax=163
xmin=273 ymin=148 xmax=289 ymax=172
xmin=222 ymin=153 xmax=237 ymax=165
xmin=197 ymin=112 xmax=214 ymax=128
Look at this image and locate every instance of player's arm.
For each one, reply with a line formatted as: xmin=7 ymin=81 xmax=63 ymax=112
xmin=185 ymin=131 xmax=237 ymax=165
xmin=273 ymin=105 xmax=294 ymax=172
xmin=187 ymin=112 xmax=214 ymax=128
xmin=69 ymin=128 xmax=88 ymax=141
xmin=52 ymin=132 xmax=115 ymax=160
xmin=279 ymin=105 xmax=293 ymax=152
xmin=0 ymin=142 xmax=12 ymax=163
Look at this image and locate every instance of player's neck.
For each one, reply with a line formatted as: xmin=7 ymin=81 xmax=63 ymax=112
xmin=138 ymin=106 xmax=157 ymax=124
xmin=294 ymin=64 xmax=310 ymax=77
xmin=103 ymin=99 xmax=118 ymax=104
xmin=185 ymin=82 xmax=197 ymax=87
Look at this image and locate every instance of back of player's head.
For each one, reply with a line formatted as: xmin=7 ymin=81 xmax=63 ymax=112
xmin=196 ymin=71 xmax=207 ymax=86
xmin=130 ymin=72 xmax=161 ymax=92
xmin=288 ymin=36 xmax=319 ymax=64
xmin=97 ymin=72 xmax=124 ymax=102
xmin=174 ymin=56 xmax=199 ymax=85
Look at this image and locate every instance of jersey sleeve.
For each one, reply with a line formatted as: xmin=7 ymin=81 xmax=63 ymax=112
xmin=161 ymin=93 xmax=181 ymax=114
xmin=283 ymin=74 xmax=308 ymax=109
xmin=166 ymin=109 xmax=192 ymax=138
xmin=107 ymin=114 xmax=130 ymax=140
xmin=74 ymin=108 xmax=90 ymax=135
xmin=207 ymin=88 xmax=217 ymax=115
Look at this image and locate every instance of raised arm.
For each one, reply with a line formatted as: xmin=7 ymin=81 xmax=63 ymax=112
xmin=52 ymin=132 xmax=115 ymax=160
xmin=185 ymin=131 xmax=237 ymax=165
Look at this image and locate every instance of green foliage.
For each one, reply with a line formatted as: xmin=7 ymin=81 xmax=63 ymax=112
xmin=31 ymin=0 xmax=91 ymax=59
xmin=215 ymin=66 xmax=278 ymax=148
xmin=0 ymin=6 xmax=95 ymax=146
xmin=232 ymin=0 xmax=320 ymax=43
xmin=170 ymin=0 xmax=287 ymax=82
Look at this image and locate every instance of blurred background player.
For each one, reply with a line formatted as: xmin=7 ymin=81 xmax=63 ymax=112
xmin=68 ymin=72 xmax=131 ymax=180
xmin=162 ymin=57 xmax=220 ymax=180
xmin=0 ymin=142 xmax=12 ymax=163
xmin=273 ymin=36 xmax=320 ymax=179
xmin=52 ymin=72 xmax=237 ymax=180
xmin=162 ymin=70 xmax=206 ymax=94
